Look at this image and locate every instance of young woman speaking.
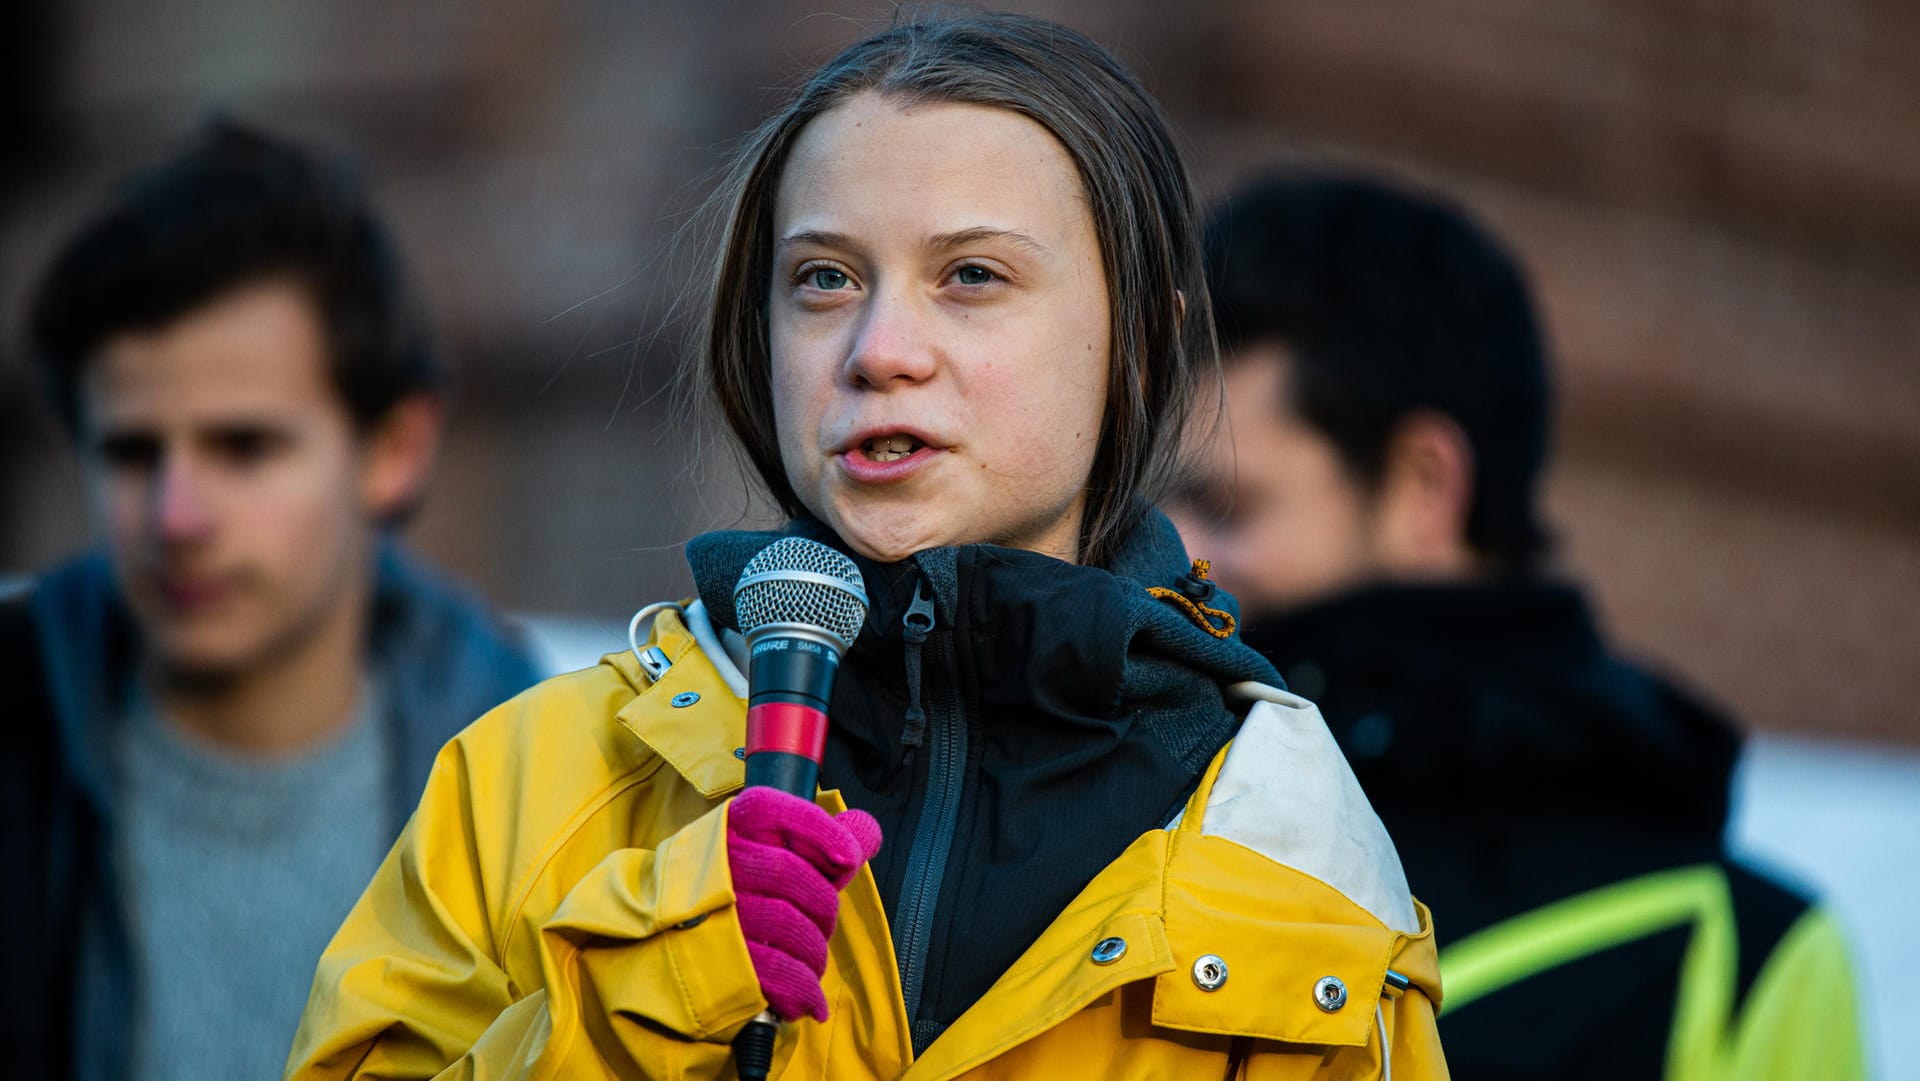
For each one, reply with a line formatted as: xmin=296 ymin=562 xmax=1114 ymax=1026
xmin=285 ymin=13 xmax=1446 ymax=1080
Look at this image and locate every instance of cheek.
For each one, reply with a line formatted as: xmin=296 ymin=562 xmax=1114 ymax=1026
xmin=770 ymin=316 xmax=854 ymax=489
xmin=769 ymin=365 xmax=822 ymax=491
xmin=1280 ymin=490 xmax=1371 ymax=582
xmin=983 ymin=344 xmax=1107 ymax=471
xmin=262 ymin=450 xmax=367 ymax=554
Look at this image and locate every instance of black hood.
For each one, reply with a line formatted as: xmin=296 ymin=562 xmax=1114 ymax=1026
xmin=687 ymin=510 xmax=1282 ymax=771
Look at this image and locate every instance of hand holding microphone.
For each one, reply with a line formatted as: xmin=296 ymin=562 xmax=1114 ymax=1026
xmin=727 ymin=788 xmax=881 ymax=1022
xmin=727 ymin=538 xmax=879 ymax=1077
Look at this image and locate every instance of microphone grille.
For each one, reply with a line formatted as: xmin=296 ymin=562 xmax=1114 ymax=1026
xmin=734 ymin=537 xmax=869 ymax=649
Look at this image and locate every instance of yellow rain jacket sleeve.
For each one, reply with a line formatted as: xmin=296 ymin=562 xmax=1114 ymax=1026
xmin=285 ymin=624 xmax=774 ymax=1079
xmin=286 ymin=612 xmax=1448 ymax=1080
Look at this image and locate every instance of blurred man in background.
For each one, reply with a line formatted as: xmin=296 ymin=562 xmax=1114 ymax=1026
xmin=1171 ymin=174 xmax=1864 ymax=1078
xmin=0 ymin=122 xmax=540 ymax=1081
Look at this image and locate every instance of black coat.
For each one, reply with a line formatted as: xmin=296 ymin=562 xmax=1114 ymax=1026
xmin=1245 ymin=581 xmax=1816 ymax=1079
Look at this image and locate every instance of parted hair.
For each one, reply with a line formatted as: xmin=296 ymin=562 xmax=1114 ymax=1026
xmin=27 ymin=119 xmax=439 ymax=435
xmin=701 ymin=11 xmax=1214 ymax=566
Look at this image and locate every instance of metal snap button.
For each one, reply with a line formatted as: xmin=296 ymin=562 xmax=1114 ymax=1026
xmin=1090 ymin=936 xmax=1128 ymax=964
xmin=1313 ymin=975 xmax=1348 ymax=1012
xmin=733 ymin=747 xmax=746 ymax=759
xmin=670 ymin=691 xmax=700 ymax=708
xmin=1191 ymin=954 xmax=1228 ymax=991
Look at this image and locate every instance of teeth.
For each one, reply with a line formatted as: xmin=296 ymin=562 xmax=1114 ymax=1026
xmin=864 ymin=435 xmax=921 ymax=462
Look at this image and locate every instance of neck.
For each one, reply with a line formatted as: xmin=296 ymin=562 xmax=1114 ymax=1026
xmin=149 ymin=583 xmax=372 ymax=758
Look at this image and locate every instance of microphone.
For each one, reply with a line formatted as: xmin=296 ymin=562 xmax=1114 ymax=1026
xmin=729 ymin=537 xmax=868 ymax=1080
xmin=733 ymin=537 xmax=869 ymax=795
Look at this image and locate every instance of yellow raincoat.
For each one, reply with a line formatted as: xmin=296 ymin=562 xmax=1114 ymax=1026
xmin=286 ymin=605 xmax=1447 ymax=1079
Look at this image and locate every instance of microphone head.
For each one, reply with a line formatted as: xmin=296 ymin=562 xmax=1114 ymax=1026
xmin=733 ymin=537 xmax=870 ymax=653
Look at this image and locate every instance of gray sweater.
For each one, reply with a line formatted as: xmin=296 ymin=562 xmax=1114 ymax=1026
xmin=110 ymin=679 xmax=393 ymax=1081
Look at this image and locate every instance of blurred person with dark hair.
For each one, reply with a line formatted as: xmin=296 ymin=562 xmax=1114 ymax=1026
xmin=1 ymin=121 xmax=541 ymax=1081
xmin=1169 ymin=173 xmax=1865 ymax=1079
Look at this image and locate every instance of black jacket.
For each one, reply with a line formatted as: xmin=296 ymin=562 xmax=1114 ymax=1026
xmin=1245 ymin=581 xmax=1821 ymax=1079
xmin=0 ymin=545 xmax=542 ymax=1081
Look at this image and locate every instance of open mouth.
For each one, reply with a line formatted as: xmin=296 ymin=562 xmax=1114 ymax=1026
xmin=860 ymin=434 xmax=926 ymax=463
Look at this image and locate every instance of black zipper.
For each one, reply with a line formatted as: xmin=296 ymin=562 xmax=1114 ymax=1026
xmin=891 ymin=575 xmax=967 ymax=1054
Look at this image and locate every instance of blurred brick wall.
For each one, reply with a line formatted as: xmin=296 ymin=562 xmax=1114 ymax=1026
xmin=4 ymin=0 xmax=1914 ymax=741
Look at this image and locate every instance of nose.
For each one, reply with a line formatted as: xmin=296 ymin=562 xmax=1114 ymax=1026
xmin=153 ymin=455 xmax=215 ymax=544
xmin=844 ymin=289 xmax=938 ymax=389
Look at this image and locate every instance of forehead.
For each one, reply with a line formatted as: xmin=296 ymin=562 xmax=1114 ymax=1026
xmin=1213 ymin=346 xmax=1326 ymax=454
xmin=774 ymin=93 xmax=1091 ymax=241
xmin=83 ymin=280 xmax=343 ymax=428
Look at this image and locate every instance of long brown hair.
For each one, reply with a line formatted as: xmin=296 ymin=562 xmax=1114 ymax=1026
xmin=701 ymin=11 xmax=1214 ymax=566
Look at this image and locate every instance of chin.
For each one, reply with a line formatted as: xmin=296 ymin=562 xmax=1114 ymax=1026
xmin=148 ymin=622 xmax=273 ymax=685
xmin=151 ymin=646 xmax=251 ymax=691
xmin=828 ymin=507 xmax=952 ymax=564
xmin=839 ymin=532 xmax=933 ymax=564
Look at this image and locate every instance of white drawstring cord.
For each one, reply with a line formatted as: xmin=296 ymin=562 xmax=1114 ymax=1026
xmin=1377 ymin=1002 xmax=1392 ymax=1081
xmin=627 ymin=601 xmax=685 ymax=664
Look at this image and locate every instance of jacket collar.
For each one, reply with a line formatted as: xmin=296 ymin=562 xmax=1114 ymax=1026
xmin=1246 ymin=578 xmax=1605 ymax=673
xmin=685 ymin=510 xmax=1279 ymax=686
xmin=362 ymin=543 xmax=544 ymax=801
xmin=1244 ymin=579 xmax=1741 ymax=829
xmin=682 ymin=511 xmax=1281 ymax=771
xmin=28 ymin=551 xmax=131 ymax=816
xmin=29 ymin=541 xmax=539 ymax=821
xmin=612 ymin=603 xmax=749 ymax=800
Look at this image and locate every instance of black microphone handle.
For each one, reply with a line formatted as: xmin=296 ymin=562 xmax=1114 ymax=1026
xmin=734 ymin=638 xmax=841 ymax=1080
xmin=743 ymin=750 xmax=819 ymax=797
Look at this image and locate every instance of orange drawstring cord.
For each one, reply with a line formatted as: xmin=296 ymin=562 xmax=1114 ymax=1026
xmin=1147 ymin=559 xmax=1236 ymax=640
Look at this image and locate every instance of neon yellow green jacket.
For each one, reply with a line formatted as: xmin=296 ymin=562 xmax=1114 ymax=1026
xmin=1437 ymin=863 xmax=1866 ymax=1081
xmin=285 ymin=606 xmax=1448 ymax=1079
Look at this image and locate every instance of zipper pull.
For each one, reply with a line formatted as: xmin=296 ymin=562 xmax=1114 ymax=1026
xmin=899 ymin=578 xmax=937 ymax=765
xmin=902 ymin=577 xmax=936 ymax=643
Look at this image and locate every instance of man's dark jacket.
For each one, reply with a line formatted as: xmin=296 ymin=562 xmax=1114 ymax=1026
xmin=1245 ymin=581 xmax=1833 ymax=1079
xmin=0 ymin=545 xmax=542 ymax=1081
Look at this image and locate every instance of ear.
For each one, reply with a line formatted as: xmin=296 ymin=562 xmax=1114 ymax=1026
xmin=358 ymin=394 xmax=443 ymax=521
xmin=1372 ymin=410 xmax=1476 ymax=577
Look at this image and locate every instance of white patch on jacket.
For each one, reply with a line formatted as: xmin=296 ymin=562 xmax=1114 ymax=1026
xmin=1184 ymin=682 xmax=1420 ymax=933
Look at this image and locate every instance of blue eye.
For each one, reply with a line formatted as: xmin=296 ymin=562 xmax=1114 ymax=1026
xmin=954 ymin=265 xmax=995 ymax=286
xmin=808 ymin=267 xmax=850 ymax=290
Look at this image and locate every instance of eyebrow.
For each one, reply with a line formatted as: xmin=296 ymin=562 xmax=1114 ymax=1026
xmin=927 ymin=226 xmax=1052 ymax=257
xmin=775 ymin=226 xmax=1052 ymax=258
xmin=91 ymin=415 xmax=297 ymax=443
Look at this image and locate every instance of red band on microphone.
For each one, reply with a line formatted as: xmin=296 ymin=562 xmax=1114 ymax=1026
xmin=745 ymin=702 xmax=830 ymax=761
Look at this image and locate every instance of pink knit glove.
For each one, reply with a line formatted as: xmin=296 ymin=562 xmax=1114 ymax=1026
xmin=726 ymin=787 xmax=883 ymax=1023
